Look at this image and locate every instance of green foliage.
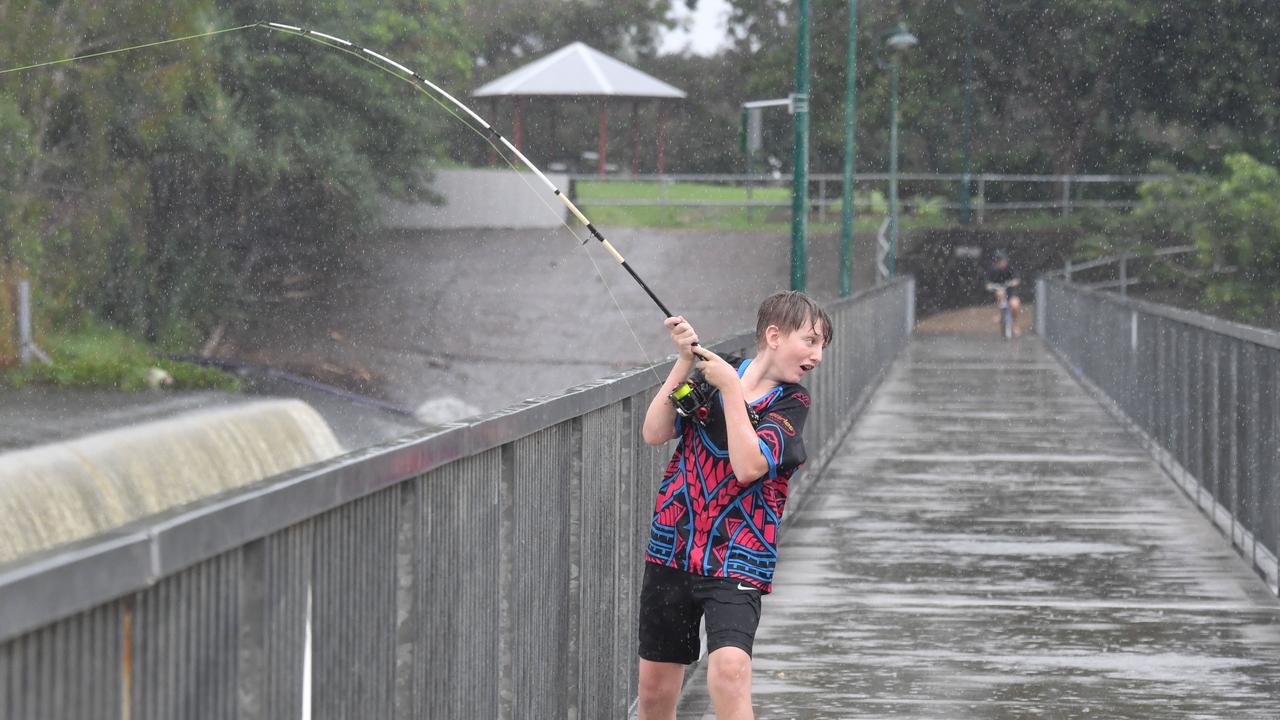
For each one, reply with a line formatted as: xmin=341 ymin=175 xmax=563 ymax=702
xmin=910 ymin=195 xmax=948 ymax=219
xmin=3 ymin=323 xmax=240 ymax=391
xmin=575 ymin=180 xmax=941 ymax=231
xmin=0 ymin=0 xmax=475 ymax=354
xmin=689 ymin=0 xmax=1280 ymax=179
xmin=1130 ymin=153 xmax=1280 ymax=323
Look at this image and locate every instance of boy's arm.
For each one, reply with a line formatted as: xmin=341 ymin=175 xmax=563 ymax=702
xmin=642 ymin=316 xmax=698 ymax=446
xmin=642 ymin=357 xmax=695 ymax=445
xmin=717 ymin=383 xmax=770 ymax=484
xmin=689 ymin=347 xmax=769 ymax=483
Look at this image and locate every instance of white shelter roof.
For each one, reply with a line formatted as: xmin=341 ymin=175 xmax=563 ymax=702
xmin=473 ymin=42 xmax=686 ymax=99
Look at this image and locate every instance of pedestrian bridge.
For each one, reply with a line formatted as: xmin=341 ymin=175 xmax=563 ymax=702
xmin=2 ymin=278 xmax=1278 ymax=719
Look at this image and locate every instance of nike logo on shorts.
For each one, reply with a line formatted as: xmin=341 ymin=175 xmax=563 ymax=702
xmin=737 ymin=583 xmax=757 ymax=591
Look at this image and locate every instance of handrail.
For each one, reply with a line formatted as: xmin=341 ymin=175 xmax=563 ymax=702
xmin=0 ymin=279 xmax=913 ymax=644
xmin=1051 ymin=244 xmax=1195 ymax=277
xmin=1044 ymin=278 xmax=1280 ymax=351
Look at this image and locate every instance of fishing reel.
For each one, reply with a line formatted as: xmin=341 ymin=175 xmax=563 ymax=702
xmin=668 ymin=369 xmax=761 ymax=428
xmin=669 ymin=370 xmax=716 ymax=425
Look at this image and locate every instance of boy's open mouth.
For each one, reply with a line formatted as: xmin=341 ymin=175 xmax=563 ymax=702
xmin=800 ymin=363 xmax=815 ymax=373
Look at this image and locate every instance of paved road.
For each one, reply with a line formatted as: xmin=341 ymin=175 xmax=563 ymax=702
xmin=687 ymin=333 xmax=1280 ymax=718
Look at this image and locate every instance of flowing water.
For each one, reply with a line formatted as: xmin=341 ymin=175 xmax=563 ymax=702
xmin=0 ymin=399 xmax=342 ymax=563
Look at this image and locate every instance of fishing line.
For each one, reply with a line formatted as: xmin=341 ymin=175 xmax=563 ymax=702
xmin=1 ymin=21 xmax=676 ymax=382
xmin=0 ymin=24 xmax=260 ymax=76
xmin=261 ymin=24 xmax=664 ymax=381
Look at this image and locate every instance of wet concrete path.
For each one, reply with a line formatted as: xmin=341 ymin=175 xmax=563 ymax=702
xmin=699 ymin=334 xmax=1280 ymax=718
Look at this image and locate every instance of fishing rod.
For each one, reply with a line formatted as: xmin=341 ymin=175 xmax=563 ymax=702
xmin=256 ymin=23 xmax=717 ymax=423
xmin=0 ymin=20 xmax=678 ymax=320
xmin=4 ymin=20 xmax=721 ymax=418
xmin=257 ymin=22 xmax=677 ymax=319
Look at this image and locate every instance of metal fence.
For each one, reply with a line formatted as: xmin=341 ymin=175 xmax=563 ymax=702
xmin=570 ymin=172 xmax=1169 ymax=223
xmin=1037 ymin=278 xmax=1280 ymax=594
xmin=0 ymin=278 xmax=914 ymax=720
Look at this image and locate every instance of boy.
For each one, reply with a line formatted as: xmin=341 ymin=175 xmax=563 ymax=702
xmin=983 ymin=250 xmax=1022 ymax=332
xmin=637 ymin=291 xmax=832 ymax=720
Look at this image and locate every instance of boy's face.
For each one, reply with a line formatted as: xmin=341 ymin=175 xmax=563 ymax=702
xmin=771 ymin=319 xmax=826 ymax=383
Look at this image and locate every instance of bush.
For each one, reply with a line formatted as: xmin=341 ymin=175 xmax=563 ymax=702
xmin=1128 ymin=154 xmax=1280 ymax=325
xmin=3 ymin=324 xmax=240 ymax=391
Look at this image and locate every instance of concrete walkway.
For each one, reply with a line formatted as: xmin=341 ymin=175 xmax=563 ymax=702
xmin=697 ymin=334 xmax=1280 ymax=718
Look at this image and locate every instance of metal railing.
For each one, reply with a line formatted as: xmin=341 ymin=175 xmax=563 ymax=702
xmin=570 ymin=172 xmax=1170 ymax=223
xmin=0 ymin=278 xmax=914 ymax=720
xmin=1037 ymin=278 xmax=1280 ymax=594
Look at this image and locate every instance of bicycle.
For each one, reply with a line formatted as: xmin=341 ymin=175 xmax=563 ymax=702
xmin=988 ymin=281 xmax=1017 ymax=340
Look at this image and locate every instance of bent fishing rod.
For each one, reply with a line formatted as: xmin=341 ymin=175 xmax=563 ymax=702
xmin=258 ymin=22 xmax=678 ymax=320
xmin=259 ymin=23 xmax=718 ymax=422
xmin=0 ymin=20 xmax=679 ymax=319
xmin=5 ymin=20 xmax=720 ymax=417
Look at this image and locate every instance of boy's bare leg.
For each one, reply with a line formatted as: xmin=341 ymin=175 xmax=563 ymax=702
xmin=706 ymin=647 xmax=754 ymax=719
xmin=638 ymin=659 xmax=685 ymax=720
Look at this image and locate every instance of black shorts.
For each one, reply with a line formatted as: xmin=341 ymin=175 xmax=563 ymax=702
xmin=637 ymin=562 xmax=762 ymax=664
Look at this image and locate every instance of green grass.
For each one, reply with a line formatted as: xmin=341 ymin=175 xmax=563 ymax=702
xmin=573 ymin=180 xmax=953 ymax=232
xmin=3 ymin=325 xmax=240 ymax=392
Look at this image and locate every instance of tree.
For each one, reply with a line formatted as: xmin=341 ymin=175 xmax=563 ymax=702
xmin=0 ymin=0 xmax=475 ymax=346
xmin=715 ymin=0 xmax=1280 ymax=178
xmin=1134 ymin=154 xmax=1280 ymax=324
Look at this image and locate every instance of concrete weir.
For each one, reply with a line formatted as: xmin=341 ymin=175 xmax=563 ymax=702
xmin=0 ymin=399 xmax=342 ymax=564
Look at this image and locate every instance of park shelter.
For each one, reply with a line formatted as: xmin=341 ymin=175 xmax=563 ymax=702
xmin=473 ymin=42 xmax=686 ymax=175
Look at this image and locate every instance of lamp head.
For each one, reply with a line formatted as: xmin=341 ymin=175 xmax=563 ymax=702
xmin=884 ymin=23 xmax=918 ymax=53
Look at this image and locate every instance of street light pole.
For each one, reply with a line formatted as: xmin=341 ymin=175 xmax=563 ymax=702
xmin=790 ymin=0 xmax=812 ymax=292
xmin=839 ymin=0 xmax=859 ymax=297
xmin=957 ymin=3 xmax=975 ymax=225
xmin=877 ymin=24 xmax=916 ymax=281
xmin=888 ymin=62 xmax=900 ymax=278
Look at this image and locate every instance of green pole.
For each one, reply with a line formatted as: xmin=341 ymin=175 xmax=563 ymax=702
xmin=959 ymin=5 xmax=974 ymax=225
xmin=789 ymin=0 xmax=811 ymax=292
xmin=839 ymin=0 xmax=859 ymax=297
xmin=888 ymin=62 xmax=899 ymax=278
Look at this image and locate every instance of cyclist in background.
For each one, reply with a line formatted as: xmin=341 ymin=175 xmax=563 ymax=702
xmin=984 ymin=250 xmax=1022 ymax=335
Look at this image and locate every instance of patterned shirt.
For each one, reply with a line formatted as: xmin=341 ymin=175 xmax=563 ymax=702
xmin=645 ymin=358 xmax=810 ymax=593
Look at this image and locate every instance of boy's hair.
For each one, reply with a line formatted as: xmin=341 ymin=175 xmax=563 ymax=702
xmin=755 ymin=291 xmax=833 ymax=349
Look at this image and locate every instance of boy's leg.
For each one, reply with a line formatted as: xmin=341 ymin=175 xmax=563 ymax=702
xmin=638 ymin=564 xmax=701 ymax=719
xmin=706 ymin=646 xmax=753 ymax=719
xmin=696 ymin=578 xmax=762 ymax=720
xmin=638 ymin=660 xmax=685 ymax=720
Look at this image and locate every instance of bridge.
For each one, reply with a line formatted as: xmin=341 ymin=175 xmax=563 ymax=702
xmin=1 ymin=278 xmax=1277 ymax=718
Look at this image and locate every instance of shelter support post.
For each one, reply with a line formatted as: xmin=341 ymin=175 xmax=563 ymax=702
xmin=514 ymin=97 xmax=524 ymax=153
xmin=657 ymin=104 xmax=667 ymax=176
xmin=489 ymin=99 xmax=498 ymax=166
xmin=598 ymin=104 xmax=608 ymax=175
xmin=630 ymin=101 xmax=639 ymax=175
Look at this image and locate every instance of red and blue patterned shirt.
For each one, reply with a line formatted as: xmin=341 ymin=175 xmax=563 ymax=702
xmin=645 ymin=357 xmax=810 ymax=593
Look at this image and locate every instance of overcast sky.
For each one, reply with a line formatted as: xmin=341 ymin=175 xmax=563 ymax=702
xmin=658 ymin=0 xmax=733 ymax=56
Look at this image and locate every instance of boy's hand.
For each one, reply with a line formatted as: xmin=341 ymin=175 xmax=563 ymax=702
xmin=690 ymin=346 xmax=738 ymax=391
xmin=665 ymin=316 xmax=699 ymax=361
